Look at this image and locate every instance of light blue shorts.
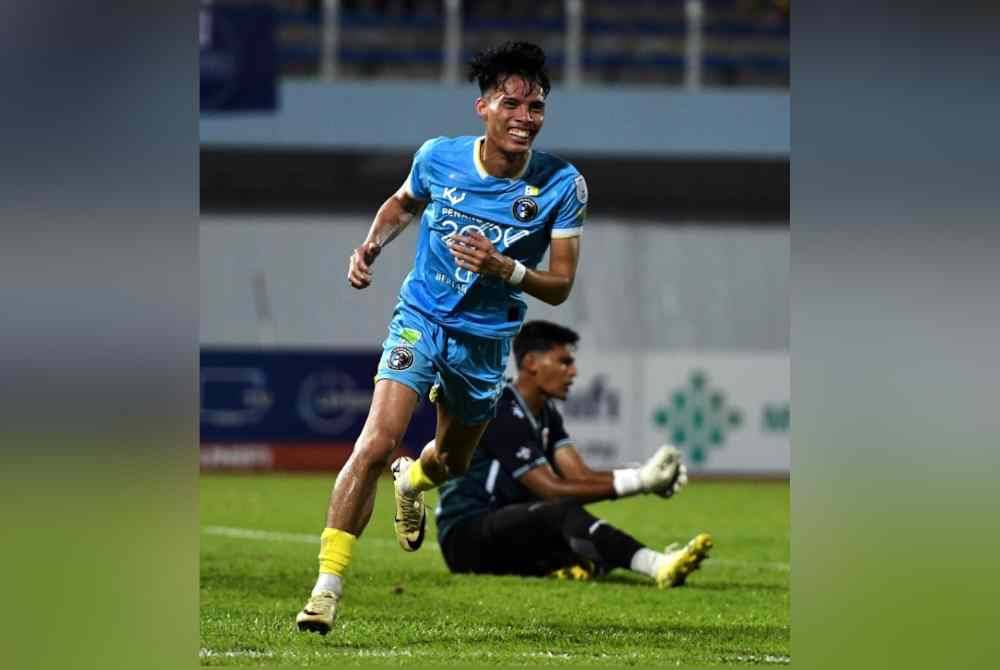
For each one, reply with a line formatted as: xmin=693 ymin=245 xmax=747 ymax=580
xmin=375 ymin=304 xmax=511 ymax=426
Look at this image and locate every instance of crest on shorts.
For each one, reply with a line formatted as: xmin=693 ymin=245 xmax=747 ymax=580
xmin=512 ymin=197 xmax=538 ymax=222
xmin=388 ymin=346 xmax=414 ymax=371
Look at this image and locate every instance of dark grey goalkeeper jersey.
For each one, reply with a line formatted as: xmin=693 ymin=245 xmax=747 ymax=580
xmin=435 ymin=383 xmax=575 ymax=543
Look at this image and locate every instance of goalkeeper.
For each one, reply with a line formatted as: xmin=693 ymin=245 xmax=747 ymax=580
xmin=433 ymin=320 xmax=713 ymax=586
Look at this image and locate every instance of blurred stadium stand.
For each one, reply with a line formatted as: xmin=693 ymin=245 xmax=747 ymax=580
xmin=201 ymin=1 xmax=788 ymax=219
xmin=201 ymin=2 xmax=789 ymax=218
xmin=264 ymin=0 xmax=789 ymax=86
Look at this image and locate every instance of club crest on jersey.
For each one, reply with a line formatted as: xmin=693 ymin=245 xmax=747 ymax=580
xmin=512 ymin=197 xmax=538 ymax=222
xmin=387 ymin=346 xmax=414 ymax=371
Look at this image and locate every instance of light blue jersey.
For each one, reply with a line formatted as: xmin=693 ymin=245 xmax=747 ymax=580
xmin=399 ymin=135 xmax=587 ymax=339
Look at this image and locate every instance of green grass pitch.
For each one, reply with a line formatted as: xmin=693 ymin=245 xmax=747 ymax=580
xmin=201 ymin=473 xmax=789 ymax=667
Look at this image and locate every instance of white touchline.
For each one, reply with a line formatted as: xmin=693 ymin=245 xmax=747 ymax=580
xmin=726 ymin=654 xmax=791 ymax=664
xmin=199 ymin=649 xmax=275 ymax=658
xmin=201 ymin=525 xmax=790 ymax=570
xmin=201 ymin=525 xmax=442 ymax=551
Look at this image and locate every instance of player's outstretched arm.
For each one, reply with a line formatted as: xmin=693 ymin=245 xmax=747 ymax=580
xmin=553 ymin=444 xmax=600 ymax=481
xmin=519 ymin=445 xmax=686 ymax=503
xmin=519 ymin=463 xmax=617 ymax=504
xmin=554 ymin=443 xmax=687 ymax=498
xmin=347 ymin=186 xmax=426 ymax=289
xmin=446 ymin=234 xmax=579 ymax=305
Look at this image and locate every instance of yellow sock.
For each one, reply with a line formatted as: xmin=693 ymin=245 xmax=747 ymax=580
xmin=407 ymin=457 xmax=437 ymax=493
xmin=318 ymin=528 xmax=356 ymax=576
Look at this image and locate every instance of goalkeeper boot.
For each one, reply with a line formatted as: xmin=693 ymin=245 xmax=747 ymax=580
xmin=549 ymin=562 xmax=594 ymax=581
xmin=296 ymin=590 xmax=338 ymax=635
xmin=391 ymin=456 xmax=427 ymax=552
xmin=656 ymin=533 xmax=713 ymax=588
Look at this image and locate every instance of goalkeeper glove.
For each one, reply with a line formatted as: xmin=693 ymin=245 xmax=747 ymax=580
xmin=654 ymin=463 xmax=688 ymax=498
xmin=613 ymin=445 xmax=682 ymax=497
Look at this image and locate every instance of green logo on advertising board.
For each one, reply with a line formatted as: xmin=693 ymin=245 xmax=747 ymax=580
xmin=762 ymin=403 xmax=790 ymax=432
xmin=652 ymin=370 xmax=743 ymax=465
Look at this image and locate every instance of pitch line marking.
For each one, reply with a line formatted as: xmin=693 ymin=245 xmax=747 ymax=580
xmin=199 ymin=647 xmax=790 ymax=664
xmin=201 ymin=525 xmax=789 ymax=570
xmin=202 ymin=525 xmax=441 ymax=551
xmin=198 ymin=648 xmax=274 ymax=659
xmin=726 ymin=654 xmax=791 ymax=664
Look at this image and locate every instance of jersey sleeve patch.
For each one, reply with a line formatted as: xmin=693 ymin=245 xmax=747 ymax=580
xmin=552 ymin=169 xmax=587 ymax=233
xmin=574 ymin=174 xmax=588 ymax=205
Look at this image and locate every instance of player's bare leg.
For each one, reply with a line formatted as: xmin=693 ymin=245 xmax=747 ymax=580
xmin=326 ymin=380 xmax=418 ymax=532
xmin=391 ymin=401 xmax=490 ymax=551
xmin=425 ymin=400 xmax=490 ymax=478
xmin=297 ymin=380 xmax=419 ymax=634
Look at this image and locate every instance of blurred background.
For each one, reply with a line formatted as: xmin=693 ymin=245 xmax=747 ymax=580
xmin=199 ymin=0 xmax=789 ymax=476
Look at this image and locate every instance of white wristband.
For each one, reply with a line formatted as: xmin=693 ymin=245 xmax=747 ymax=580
xmin=508 ymin=260 xmax=527 ymax=286
xmin=613 ymin=468 xmax=643 ymax=497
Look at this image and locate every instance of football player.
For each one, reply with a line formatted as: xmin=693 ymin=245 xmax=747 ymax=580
xmin=436 ymin=320 xmax=713 ymax=585
xmin=298 ymin=42 xmax=599 ymax=634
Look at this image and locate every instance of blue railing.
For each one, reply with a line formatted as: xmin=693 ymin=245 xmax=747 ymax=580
xmin=281 ymin=11 xmax=788 ymax=37
xmin=279 ymin=46 xmax=788 ymax=74
xmin=274 ymin=2 xmax=788 ymax=82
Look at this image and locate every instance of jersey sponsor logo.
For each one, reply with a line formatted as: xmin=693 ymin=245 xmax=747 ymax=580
xmin=434 ymin=207 xmax=537 ymax=292
xmin=574 ymin=175 xmax=588 ymax=205
xmin=434 ymin=271 xmax=470 ymax=294
xmin=516 ymin=446 xmax=532 ymax=461
xmin=512 ymin=197 xmax=538 ymax=222
xmin=387 ymin=346 xmax=415 ymax=371
xmin=438 ymin=207 xmax=534 ymax=249
xmin=442 ymin=186 xmax=466 ymax=206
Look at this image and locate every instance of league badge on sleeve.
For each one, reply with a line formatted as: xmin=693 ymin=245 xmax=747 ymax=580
xmin=574 ymin=175 xmax=588 ymax=205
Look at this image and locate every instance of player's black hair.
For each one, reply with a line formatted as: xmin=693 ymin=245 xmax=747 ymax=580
xmin=468 ymin=41 xmax=552 ymax=98
xmin=514 ymin=321 xmax=579 ymax=368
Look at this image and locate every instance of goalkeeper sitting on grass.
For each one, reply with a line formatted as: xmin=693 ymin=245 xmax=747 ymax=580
xmin=432 ymin=320 xmax=712 ymax=586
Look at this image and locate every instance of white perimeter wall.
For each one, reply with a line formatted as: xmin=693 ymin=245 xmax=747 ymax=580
xmin=200 ymin=215 xmax=789 ymax=473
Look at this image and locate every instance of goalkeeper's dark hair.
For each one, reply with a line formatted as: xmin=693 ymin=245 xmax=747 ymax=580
xmin=514 ymin=321 xmax=579 ymax=368
xmin=468 ymin=41 xmax=551 ymax=98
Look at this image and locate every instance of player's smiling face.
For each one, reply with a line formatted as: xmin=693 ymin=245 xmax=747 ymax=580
xmin=534 ymin=344 xmax=577 ymax=400
xmin=477 ymin=75 xmax=546 ymax=154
